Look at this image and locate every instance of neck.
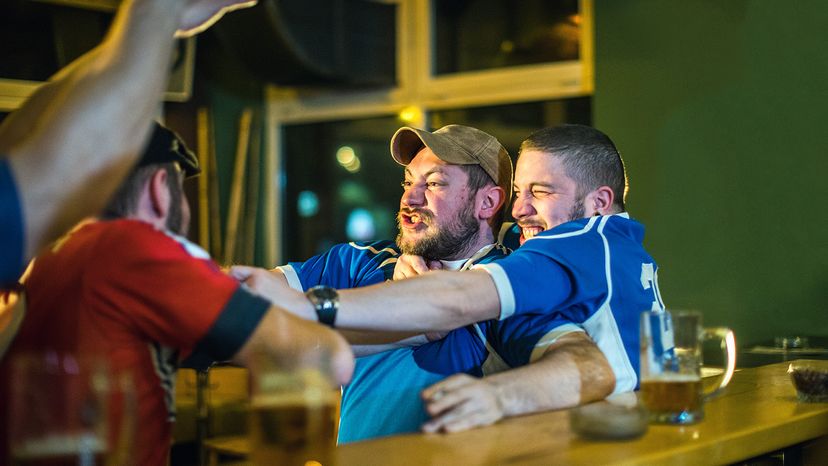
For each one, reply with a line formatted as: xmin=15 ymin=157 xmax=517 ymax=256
xmin=443 ymin=227 xmax=495 ymax=261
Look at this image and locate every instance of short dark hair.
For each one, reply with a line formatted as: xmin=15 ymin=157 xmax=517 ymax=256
xmin=458 ymin=164 xmax=507 ymax=233
xmin=101 ymin=162 xmax=180 ymax=219
xmin=519 ymin=124 xmax=627 ymax=210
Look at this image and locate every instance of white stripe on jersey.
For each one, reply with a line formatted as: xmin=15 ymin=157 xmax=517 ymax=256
xmin=163 ymin=231 xmax=211 ymax=260
xmin=347 ymin=242 xmax=400 ymax=256
xmin=591 ymin=215 xmax=637 ymax=393
xmin=521 ymin=215 xmax=600 ymax=242
xmin=476 ymin=263 xmax=515 ymax=320
xmin=652 ymin=267 xmax=665 ymax=310
xmin=378 ymin=257 xmax=398 ymax=269
xmin=277 ymin=265 xmax=304 ymax=291
xmin=473 ymin=323 xmax=512 ymax=376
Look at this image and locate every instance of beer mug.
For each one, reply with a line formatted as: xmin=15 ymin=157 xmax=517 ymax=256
xmin=639 ymin=310 xmax=736 ymax=424
xmin=248 ymin=348 xmax=339 ymax=466
xmin=8 ymin=352 xmax=134 ymax=466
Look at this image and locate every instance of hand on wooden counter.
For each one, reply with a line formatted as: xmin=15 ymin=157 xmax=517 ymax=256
xmin=421 ymin=374 xmax=504 ymax=433
xmin=420 ymin=332 xmax=616 ymax=434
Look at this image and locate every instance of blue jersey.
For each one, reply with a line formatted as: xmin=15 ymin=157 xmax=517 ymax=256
xmin=0 ymin=158 xmax=24 ymax=288
xmin=279 ymin=240 xmax=510 ymax=442
xmin=477 ymin=213 xmax=665 ymax=392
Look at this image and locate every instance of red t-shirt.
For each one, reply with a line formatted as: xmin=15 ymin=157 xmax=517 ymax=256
xmin=0 ymin=220 xmax=269 ymax=466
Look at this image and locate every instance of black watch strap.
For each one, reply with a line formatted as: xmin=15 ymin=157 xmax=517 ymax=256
xmin=305 ymin=285 xmax=339 ymax=327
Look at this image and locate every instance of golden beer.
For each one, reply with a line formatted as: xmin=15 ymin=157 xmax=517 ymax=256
xmin=249 ymin=392 xmax=337 ymax=466
xmin=640 ymin=375 xmax=702 ymax=421
xmin=11 ymin=435 xmax=107 ymax=466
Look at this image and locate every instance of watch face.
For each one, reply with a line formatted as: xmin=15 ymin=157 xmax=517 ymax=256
xmin=315 ymin=287 xmax=338 ymax=301
xmin=308 ymin=286 xmax=338 ymax=303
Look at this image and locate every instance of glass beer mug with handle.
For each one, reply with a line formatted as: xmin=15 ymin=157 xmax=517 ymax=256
xmin=248 ymin=347 xmax=339 ymax=466
xmin=639 ymin=310 xmax=736 ymax=424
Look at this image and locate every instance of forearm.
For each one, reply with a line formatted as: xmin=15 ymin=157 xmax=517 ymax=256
xmin=336 ymin=270 xmax=501 ymax=333
xmin=3 ymin=0 xmax=184 ymax=258
xmin=233 ymin=305 xmax=355 ymax=386
xmin=489 ymin=334 xmax=616 ymax=417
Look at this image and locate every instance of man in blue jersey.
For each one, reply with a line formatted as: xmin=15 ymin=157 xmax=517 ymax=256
xmin=239 ymin=124 xmax=664 ymax=433
xmin=233 ymin=124 xmax=615 ymax=440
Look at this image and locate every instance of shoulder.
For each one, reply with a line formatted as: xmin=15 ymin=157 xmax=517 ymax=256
xmin=94 ymin=220 xmax=211 ymax=262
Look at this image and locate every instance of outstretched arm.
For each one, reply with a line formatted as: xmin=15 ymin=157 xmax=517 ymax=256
xmin=420 ymin=332 xmax=615 ymax=433
xmin=236 ymin=265 xmax=502 ymax=334
xmin=0 ymin=0 xmax=255 ymax=262
xmin=232 ymin=264 xmax=468 ymax=342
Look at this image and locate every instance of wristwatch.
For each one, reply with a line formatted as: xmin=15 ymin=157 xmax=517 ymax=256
xmin=305 ymin=286 xmax=339 ymax=327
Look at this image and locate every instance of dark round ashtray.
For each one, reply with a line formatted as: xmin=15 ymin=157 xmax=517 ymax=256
xmin=570 ymin=395 xmax=648 ymax=440
xmin=788 ymin=360 xmax=828 ymax=403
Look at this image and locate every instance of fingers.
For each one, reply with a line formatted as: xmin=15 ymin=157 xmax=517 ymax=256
xmin=421 ymin=374 xmax=473 ymax=404
xmin=228 ymin=265 xmax=256 ymax=281
xmin=423 ymin=404 xmax=499 ymax=433
xmin=177 ymin=0 xmax=258 ymax=38
xmin=421 ymin=374 xmax=504 ymax=434
xmin=424 ymin=331 xmax=449 ymax=342
xmin=393 ymin=254 xmax=430 ymax=280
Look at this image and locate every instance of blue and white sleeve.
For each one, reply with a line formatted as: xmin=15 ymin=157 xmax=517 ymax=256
xmin=487 ymin=313 xmax=585 ymax=367
xmin=474 ymin=247 xmax=574 ymax=320
xmin=275 ymin=243 xmax=356 ymax=292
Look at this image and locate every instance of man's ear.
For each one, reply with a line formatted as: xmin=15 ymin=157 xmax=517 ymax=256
xmin=148 ymin=168 xmax=171 ymax=218
xmin=476 ymin=185 xmax=506 ymax=222
xmin=586 ymin=186 xmax=614 ymax=216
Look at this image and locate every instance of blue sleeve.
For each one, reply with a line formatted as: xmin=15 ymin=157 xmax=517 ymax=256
xmin=0 ymin=158 xmax=25 ymax=288
xmin=287 ymin=241 xmax=396 ymax=290
xmin=481 ymin=229 xmax=607 ymax=319
xmin=480 ymin=248 xmax=574 ymax=319
xmin=287 ymin=243 xmax=359 ymax=290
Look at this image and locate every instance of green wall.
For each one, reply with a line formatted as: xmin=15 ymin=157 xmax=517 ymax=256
xmin=594 ymin=1 xmax=828 ymax=346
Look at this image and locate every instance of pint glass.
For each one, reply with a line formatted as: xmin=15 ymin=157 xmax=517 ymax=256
xmin=7 ymin=352 xmax=134 ymax=466
xmin=639 ymin=310 xmax=736 ymax=424
xmin=248 ymin=349 xmax=338 ymax=466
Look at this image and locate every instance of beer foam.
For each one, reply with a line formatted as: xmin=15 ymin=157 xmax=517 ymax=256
xmin=12 ymin=433 xmax=105 ymax=458
xmin=641 ymin=373 xmax=700 ymax=383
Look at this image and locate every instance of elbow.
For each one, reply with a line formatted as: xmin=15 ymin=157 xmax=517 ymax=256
xmin=579 ymin=353 xmax=616 ymax=404
xmin=330 ymin=332 xmax=355 ymax=386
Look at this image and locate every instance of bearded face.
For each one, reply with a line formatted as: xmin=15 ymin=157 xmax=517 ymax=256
xmin=396 ymin=148 xmax=485 ymax=261
xmin=396 ymin=199 xmax=480 ymax=260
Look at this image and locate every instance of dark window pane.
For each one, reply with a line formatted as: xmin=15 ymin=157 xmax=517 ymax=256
xmin=0 ymin=2 xmax=111 ymax=82
xmin=282 ymin=116 xmax=403 ymax=262
xmin=434 ymin=0 xmax=581 ymax=75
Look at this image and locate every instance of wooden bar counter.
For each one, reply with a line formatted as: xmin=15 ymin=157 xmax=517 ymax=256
xmin=205 ymin=361 xmax=828 ymax=465
xmin=338 ymin=361 xmax=828 ymax=465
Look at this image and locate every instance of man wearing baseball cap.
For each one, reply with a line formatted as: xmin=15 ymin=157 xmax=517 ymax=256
xmin=0 ymin=122 xmax=353 ymax=465
xmin=239 ymin=124 xmax=660 ymax=435
xmin=233 ymin=124 xmax=613 ymax=441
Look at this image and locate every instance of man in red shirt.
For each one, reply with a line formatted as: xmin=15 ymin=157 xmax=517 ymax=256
xmin=0 ymin=123 xmax=353 ymax=465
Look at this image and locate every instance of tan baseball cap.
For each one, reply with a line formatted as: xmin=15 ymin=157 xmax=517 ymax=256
xmin=390 ymin=124 xmax=513 ymax=200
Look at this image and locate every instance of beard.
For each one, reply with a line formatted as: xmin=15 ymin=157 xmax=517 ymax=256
xmin=165 ymin=181 xmax=188 ymax=236
xmin=567 ymin=196 xmax=586 ymax=222
xmin=396 ymin=206 xmax=480 ymax=261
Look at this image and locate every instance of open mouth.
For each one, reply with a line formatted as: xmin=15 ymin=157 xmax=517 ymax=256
xmin=518 ymin=225 xmax=544 ymax=244
xmin=400 ymin=210 xmax=429 ymax=229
